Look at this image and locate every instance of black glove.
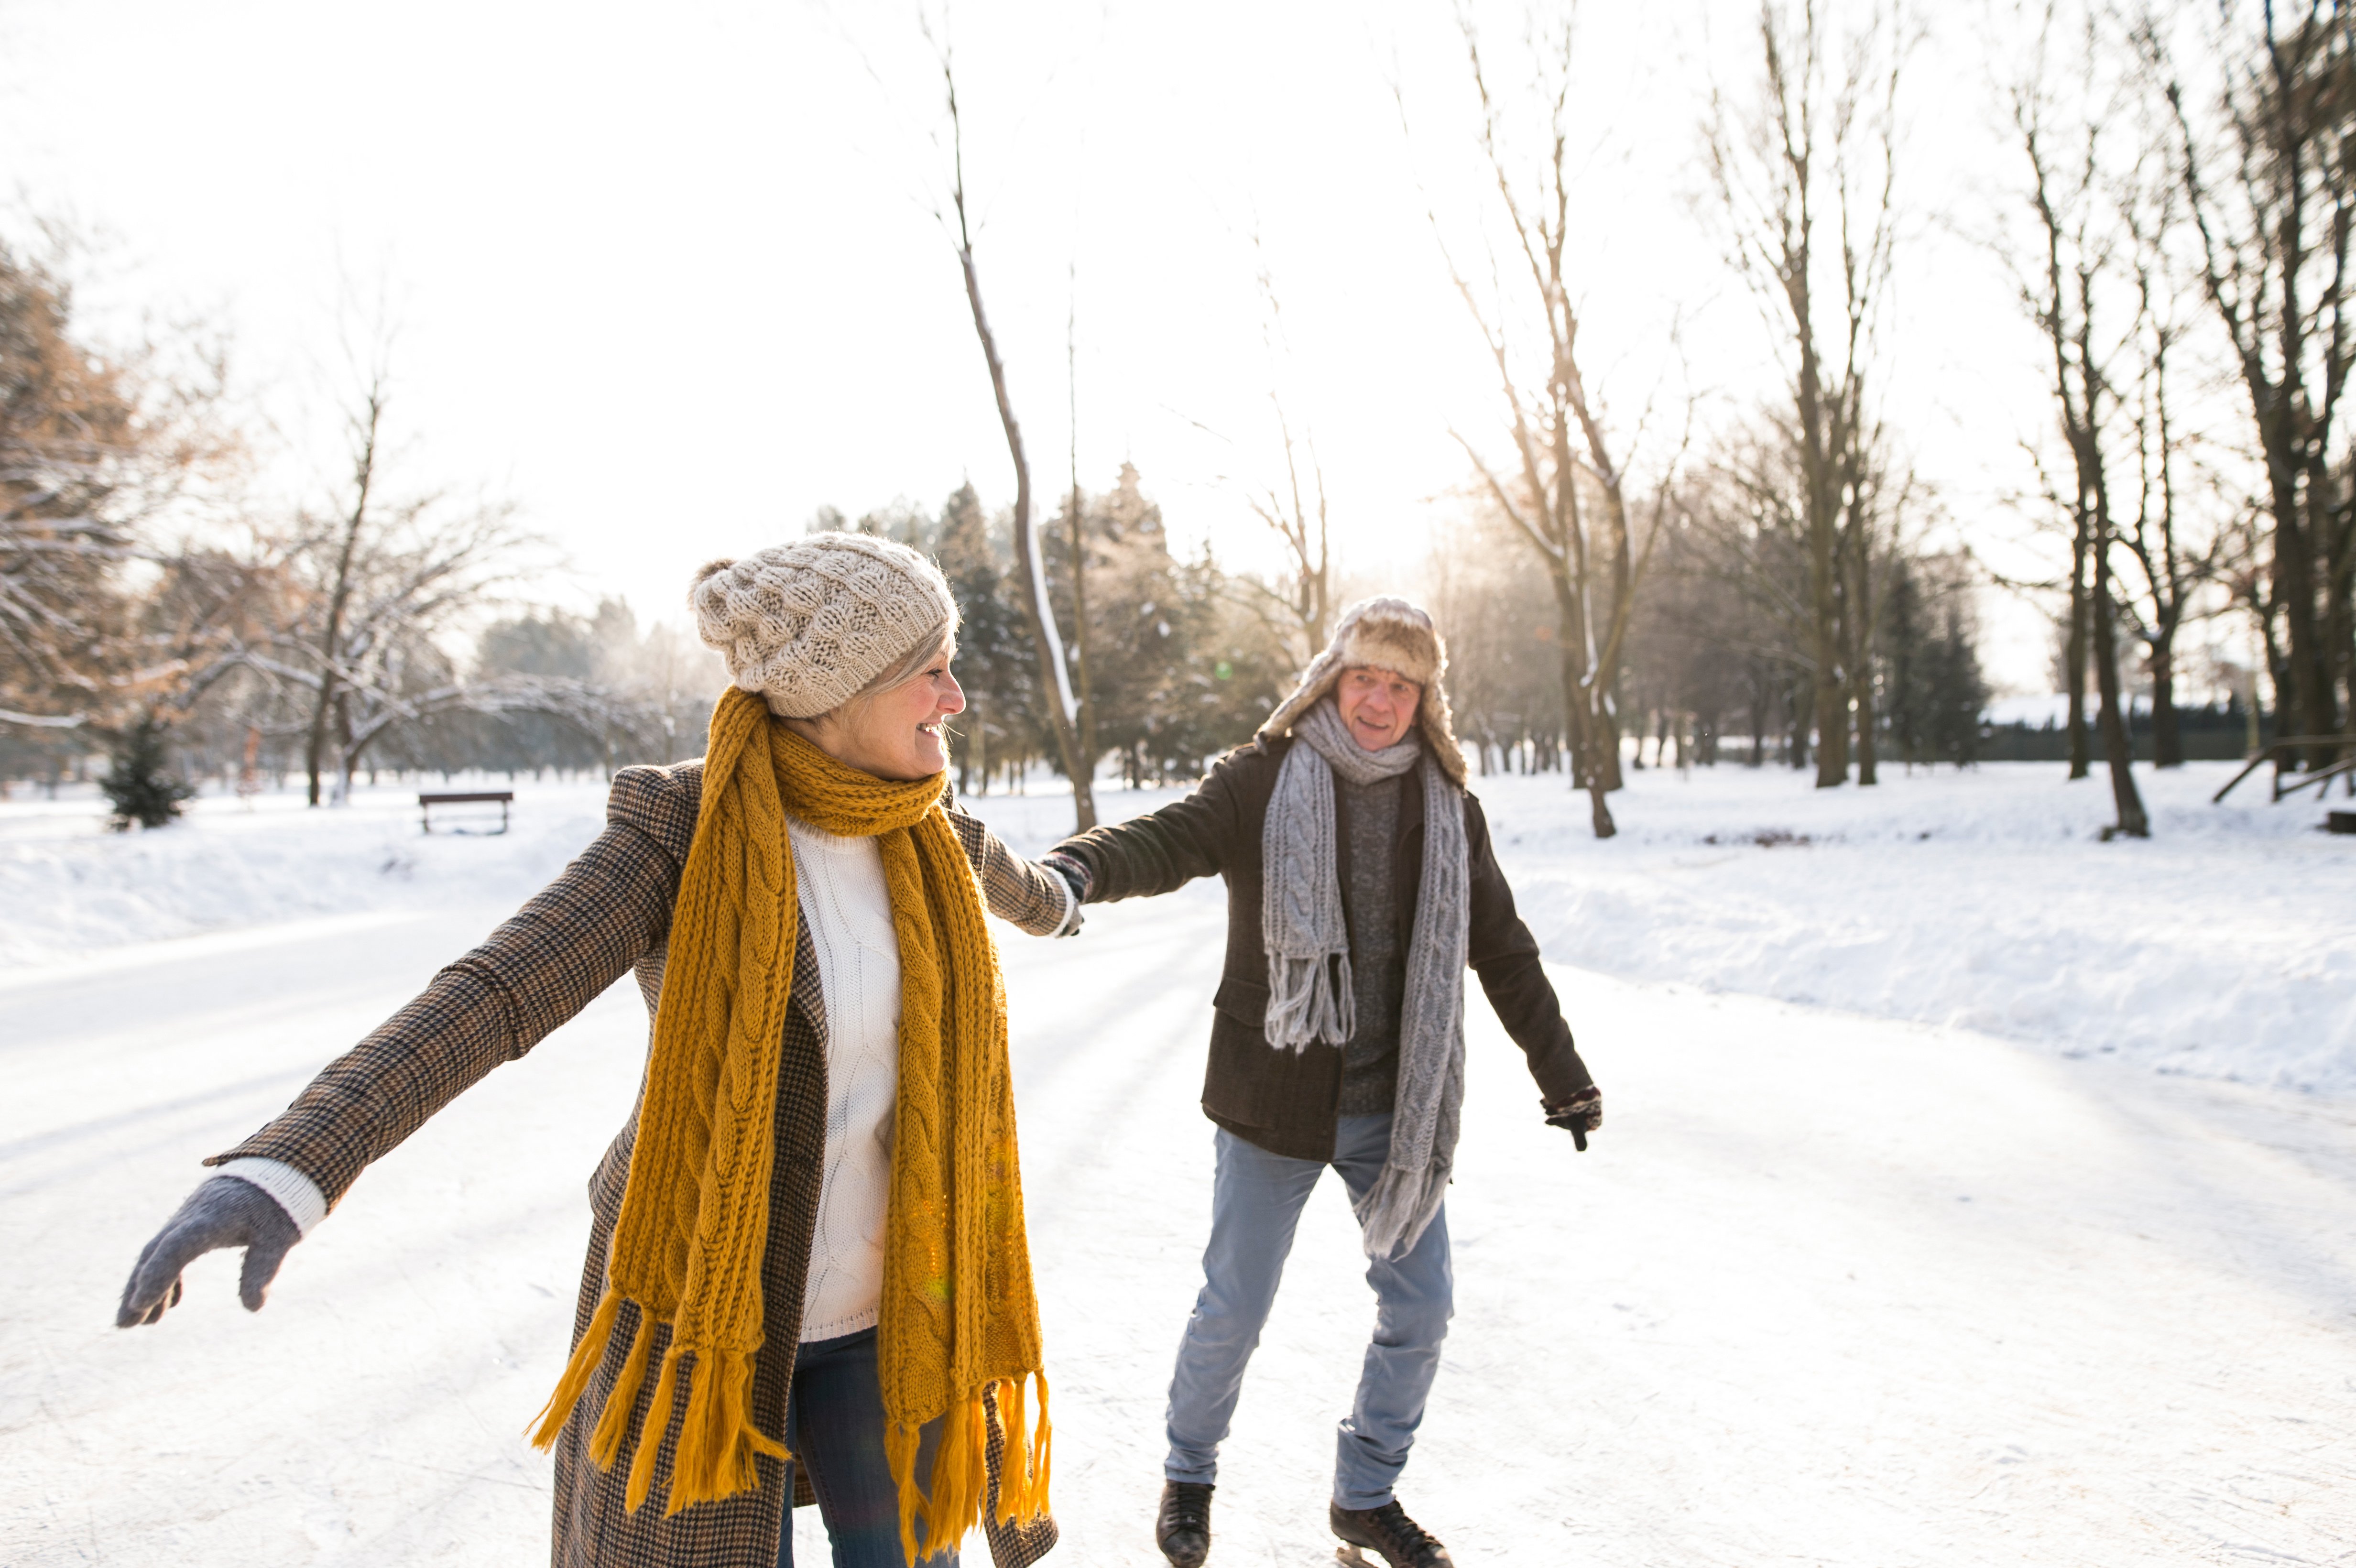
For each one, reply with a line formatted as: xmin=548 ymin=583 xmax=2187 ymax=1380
xmin=1545 ymin=1087 xmax=1602 ymax=1151
xmin=1040 ymin=849 xmax=1092 ymax=904
xmin=117 ymin=1176 xmax=302 ymax=1327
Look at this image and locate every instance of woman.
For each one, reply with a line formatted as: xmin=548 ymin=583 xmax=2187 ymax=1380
xmin=115 ymin=534 xmax=1071 ymax=1568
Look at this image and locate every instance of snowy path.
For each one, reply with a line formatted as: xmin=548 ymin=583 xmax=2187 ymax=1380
xmin=7 ymin=883 xmax=2356 ymax=1565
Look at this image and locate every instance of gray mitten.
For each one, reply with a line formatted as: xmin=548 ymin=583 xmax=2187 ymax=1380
xmin=117 ymin=1176 xmax=301 ymax=1327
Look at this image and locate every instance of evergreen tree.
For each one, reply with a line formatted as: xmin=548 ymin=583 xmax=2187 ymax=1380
xmin=1882 ymin=556 xmax=1989 ymax=768
xmin=935 ymin=483 xmax=1039 ymax=792
xmin=100 ymin=714 xmax=197 ymax=829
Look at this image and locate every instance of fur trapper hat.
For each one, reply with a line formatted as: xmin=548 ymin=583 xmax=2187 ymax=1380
xmin=1258 ymin=595 xmax=1469 ymax=784
xmin=690 ymin=532 xmax=959 ymax=719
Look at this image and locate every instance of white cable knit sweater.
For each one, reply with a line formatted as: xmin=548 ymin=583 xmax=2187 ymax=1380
xmin=785 ymin=813 xmax=902 ymax=1342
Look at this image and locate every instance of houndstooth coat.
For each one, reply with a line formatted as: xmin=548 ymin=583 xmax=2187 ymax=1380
xmin=209 ymin=761 xmax=1071 ymax=1568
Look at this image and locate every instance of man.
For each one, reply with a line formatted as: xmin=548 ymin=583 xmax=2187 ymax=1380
xmin=1042 ymin=597 xmax=1601 ymax=1568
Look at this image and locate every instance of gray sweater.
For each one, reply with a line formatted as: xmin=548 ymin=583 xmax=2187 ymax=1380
xmin=1337 ymin=773 xmax=1406 ymax=1115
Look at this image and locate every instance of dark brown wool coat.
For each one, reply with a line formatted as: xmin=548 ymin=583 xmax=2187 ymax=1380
xmin=1053 ymin=735 xmax=1593 ymax=1163
xmin=209 ymin=761 xmax=1069 ymax=1568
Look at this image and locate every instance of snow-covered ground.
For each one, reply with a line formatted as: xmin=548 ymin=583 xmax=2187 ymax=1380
xmin=0 ymin=776 xmax=614 ymax=970
xmin=7 ymin=761 xmax=2350 ymax=1090
xmin=964 ymin=759 xmax=2356 ymax=1091
xmin=4 ymin=761 xmax=2355 ymax=1564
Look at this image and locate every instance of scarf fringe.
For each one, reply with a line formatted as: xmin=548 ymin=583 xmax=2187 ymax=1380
xmin=588 ymin=1304 xmax=656 ymax=1469
xmin=662 ymin=1342 xmax=790 ymax=1514
xmin=624 ymin=1342 xmax=688 ymax=1511
xmin=1265 ymin=952 xmax=1354 ymax=1052
xmin=887 ymin=1373 xmax=1056 ymax=1565
xmin=530 ymin=1289 xmax=623 ymax=1449
xmin=1353 ymin=1159 xmax=1452 ymax=1262
xmin=989 ymin=1372 xmax=1054 ymax=1526
xmin=529 ymin=1286 xmax=786 ymax=1518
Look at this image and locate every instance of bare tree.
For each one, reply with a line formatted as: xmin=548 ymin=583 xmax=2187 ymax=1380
xmin=0 ymin=239 xmax=230 ymax=730
xmin=1241 ymin=403 xmax=1332 ymax=668
xmin=1427 ymin=6 xmax=1688 ymax=838
xmin=2117 ymin=188 xmax=2228 ymax=768
xmin=1240 ymin=247 xmax=1333 ymax=666
xmin=167 ymin=349 xmax=548 ymax=804
xmin=2149 ymin=0 xmax=2356 ymax=765
xmin=1174 ymin=262 xmax=1333 ymax=670
xmin=1704 ymin=0 xmax=1907 ymax=789
xmin=1066 ymin=263 xmax=1097 ymax=795
xmin=936 ymin=46 xmax=1096 ymax=830
xmin=2009 ymin=3 xmax=2149 ymax=836
xmin=1685 ymin=413 xmax=1841 ymax=767
xmin=300 ymin=362 xmax=386 ymax=804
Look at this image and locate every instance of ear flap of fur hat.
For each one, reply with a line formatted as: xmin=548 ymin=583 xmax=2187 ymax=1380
xmin=1258 ymin=596 xmax=1470 ymax=785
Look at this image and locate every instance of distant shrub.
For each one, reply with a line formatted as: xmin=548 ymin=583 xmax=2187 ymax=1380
xmin=101 ymin=716 xmax=198 ymax=830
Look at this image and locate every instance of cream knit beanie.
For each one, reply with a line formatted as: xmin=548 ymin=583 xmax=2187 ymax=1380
xmin=689 ymin=533 xmax=959 ymax=719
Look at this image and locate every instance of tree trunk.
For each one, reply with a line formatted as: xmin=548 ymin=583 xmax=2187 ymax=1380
xmin=1067 ymin=290 xmax=1098 ymax=804
xmin=2275 ymin=461 xmax=2336 ymax=762
xmin=1549 ymin=570 xmax=1615 ymax=835
xmin=2150 ymin=626 xmax=2182 ymax=767
xmin=1069 ymin=481 xmax=1096 ymax=799
xmin=1563 ymin=646 xmax=1616 ymax=838
xmin=1850 ymin=538 xmax=1878 ymax=786
xmin=1595 ymin=689 xmax=1625 ymax=792
xmin=2090 ymin=505 xmax=2149 ymax=838
xmin=1808 ymin=498 xmax=1848 ymax=787
xmin=954 ymin=242 xmax=1094 ymax=832
xmin=2260 ymin=594 xmax=2287 ymax=744
xmin=2065 ymin=513 xmax=2091 ymax=780
xmin=2328 ymin=459 xmax=2356 ymax=764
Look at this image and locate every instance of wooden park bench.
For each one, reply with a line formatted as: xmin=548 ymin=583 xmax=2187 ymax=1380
xmin=2212 ymin=737 xmax=2356 ymax=804
xmin=418 ymin=790 xmax=514 ymax=835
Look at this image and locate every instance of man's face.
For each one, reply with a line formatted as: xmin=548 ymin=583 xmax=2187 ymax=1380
xmin=1335 ymin=665 xmax=1422 ymax=751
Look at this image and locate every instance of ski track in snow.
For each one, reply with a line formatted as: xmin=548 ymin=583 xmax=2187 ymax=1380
xmin=3 ymin=762 xmax=2354 ymax=1564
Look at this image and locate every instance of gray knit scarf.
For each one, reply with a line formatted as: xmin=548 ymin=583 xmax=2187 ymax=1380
xmin=1262 ymin=698 xmax=1468 ymax=1259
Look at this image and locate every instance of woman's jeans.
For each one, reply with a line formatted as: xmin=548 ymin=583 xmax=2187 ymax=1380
xmin=1163 ymin=1114 xmax=1455 ymax=1510
xmin=779 ymin=1327 xmax=958 ymax=1568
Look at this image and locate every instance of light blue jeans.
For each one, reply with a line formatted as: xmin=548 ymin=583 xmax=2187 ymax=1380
xmin=1163 ymin=1113 xmax=1454 ymax=1510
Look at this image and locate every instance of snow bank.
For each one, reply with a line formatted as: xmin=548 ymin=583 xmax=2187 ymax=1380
xmin=1476 ymin=760 xmax=2356 ymax=1094
xmin=5 ymin=759 xmax=2349 ymax=1093
xmin=0 ymin=778 xmax=612 ymax=968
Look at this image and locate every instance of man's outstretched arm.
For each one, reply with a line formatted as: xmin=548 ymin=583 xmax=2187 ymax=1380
xmin=1044 ymin=744 xmax=1256 ymax=904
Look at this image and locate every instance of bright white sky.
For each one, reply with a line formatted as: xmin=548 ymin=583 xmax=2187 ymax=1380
xmin=0 ymin=0 xmax=2166 ymax=695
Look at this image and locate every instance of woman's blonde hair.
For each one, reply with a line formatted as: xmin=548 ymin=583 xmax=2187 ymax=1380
xmin=823 ymin=616 xmax=958 ymax=725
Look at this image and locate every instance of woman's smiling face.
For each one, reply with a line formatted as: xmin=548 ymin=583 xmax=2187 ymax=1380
xmin=795 ymin=642 xmax=965 ymax=781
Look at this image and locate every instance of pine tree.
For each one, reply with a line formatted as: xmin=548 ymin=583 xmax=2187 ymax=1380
xmin=936 ymin=483 xmax=1038 ymax=793
xmin=100 ymin=714 xmax=197 ymax=830
xmin=1882 ymin=557 xmax=1989 ymax=769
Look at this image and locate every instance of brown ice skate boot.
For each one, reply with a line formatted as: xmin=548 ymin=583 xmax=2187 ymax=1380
xmin=1331 ymin=1498 xmax=1453 ymax=1568
xmin=1156 ymin=1480 xmax=1213 ymax=1568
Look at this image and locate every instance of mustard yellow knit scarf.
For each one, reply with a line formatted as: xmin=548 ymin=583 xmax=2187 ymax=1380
xmin=531 ymin=687 xmax=1051 ymax=1559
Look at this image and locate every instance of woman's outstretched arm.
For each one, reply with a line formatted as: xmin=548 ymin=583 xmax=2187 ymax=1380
xmin=118 ymin=766 xmax=696 ymax=1326
xmin=203 ymin=767 xmax=693 ymax=1205
xmin=942 ymin=793 xmax=1085 ymax=937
